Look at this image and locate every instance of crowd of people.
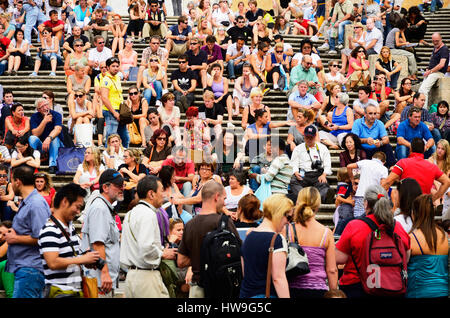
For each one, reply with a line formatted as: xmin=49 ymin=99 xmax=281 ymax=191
xmin=0 ymin=0 xmax=448 ymax=300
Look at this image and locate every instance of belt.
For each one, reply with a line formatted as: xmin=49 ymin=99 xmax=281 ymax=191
xmin=129 ymin=265 xmax=159 ymax=271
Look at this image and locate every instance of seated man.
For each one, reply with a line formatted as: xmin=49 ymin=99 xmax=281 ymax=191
xmin=352 ymin=105 xmax=396 ymax=168
xmin=62 ymin=25 xmax=91 ymax=59
xmin=88 ymin=35 xmax=112 ymax=81
xmin=225 ymin=36 xmax=250 ymax=82
xmin=249 ymin=138 xmax=273 ymax=192
xmin=142 ymin=0 xmax=168 ymax=40
xmin=288 ymin=80 xmax=321 ymax=121
xmin=165 ymin=16 xmax=192 ymax=57
xmin=289 ymin=55 xmax=324 ymax=103
xmin=289 ymin=125 xmax=334 ymax=204
xmin=352 ymin=85 xmax=379 ymax=119
xmin=170 ymin=54 xmax=197 ymax=113
xmin=396 ymin=106 xmax=435 ymax=160
xmin=227 ymin=15 xmax=253 ymax=44
xmin=83 ymin=8 xmax=109 ymax=46
xmin=201 ymin=35 xmax=224 ymax=69
xmin=199 ymin=90 xmax=223 ymax=141
xmin=186 ymin=37 xmax=208 ymax=89
xmin=29 ymin=98 xmax=64 ymax=174
xmin=93 ymin=0 xmax=115 ymax=20
xmin=38 ymin=10 xmax=64 ymax=44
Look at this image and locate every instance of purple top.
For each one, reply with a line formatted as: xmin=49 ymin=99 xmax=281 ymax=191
xmin=156 ymin=207 xmax=170 ymax=245
xmin=201 ymin=44 xmax=223 ymax=63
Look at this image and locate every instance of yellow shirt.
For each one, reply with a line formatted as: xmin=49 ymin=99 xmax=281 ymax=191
xmin=100 ymin=72 xmax=123 ymax=111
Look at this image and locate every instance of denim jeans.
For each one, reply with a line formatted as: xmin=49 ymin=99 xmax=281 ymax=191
xmin=143 ymin=80 xmax=163 ymax=105
xmin=0 ymin=60 xmax=7 ymax=76
xmin=23 ymin=4 xmax=47 ymax=44
xmin=329 ymin=20 xmax=352 ymax=49
xmin=431 ymin=128 xmax=442 ymax=145
xmin=103 ymin=110 xmax=130 ymax=148
xmin=227 ymin=59 xmax=244 ymax=79
xmin=13 ymin=267 xmax=45 ymax=298
xmin=396 ymin=144 xmax=436 ymax=160
xmin=29 ymin=135 xmax=63 ymax=167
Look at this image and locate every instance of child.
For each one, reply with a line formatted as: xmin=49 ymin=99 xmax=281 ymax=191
xmin=346 ymin=151 xmax=389 ymax=218
xmin=333 ymin=167 xmax=356 ymax=236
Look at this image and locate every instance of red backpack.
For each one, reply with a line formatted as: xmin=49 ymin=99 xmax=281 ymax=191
xmin=351 ymin=217 xmax=408 ymax=297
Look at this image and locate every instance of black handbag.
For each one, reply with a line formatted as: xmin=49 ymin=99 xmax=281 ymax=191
xmin=285 ymin=223 xmax=310 ymax=278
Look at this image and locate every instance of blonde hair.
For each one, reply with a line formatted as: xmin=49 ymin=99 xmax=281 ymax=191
xmin=125 ymin=148 xmax=142 ymax=164
xmin=294 ymin=187 xmax=321 ymax=225
xmin=203 ymin=90 xmax=215 ymax=100
xmin=263 ymin=194 xmax=294 ymax=229
xmin=337 ymin=167 xmax=350 ymax=182
xmin=83 ymin=146 xmax=102 ymax=176
xmin=379 ymin=46 xmax=392 ymax=61
xmin=106 ymin=133 xmax=124 ymax=154
xmin=250 ymin=87 xmax=263 ymax=98
xmin=431 ymin=139 xmax=450 ymax=173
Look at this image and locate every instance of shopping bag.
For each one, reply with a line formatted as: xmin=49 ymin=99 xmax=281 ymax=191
xmin=254 ymin=175 xmax=272 ymax=210
xmin=56 ymin=147 xmax=86 ymax=175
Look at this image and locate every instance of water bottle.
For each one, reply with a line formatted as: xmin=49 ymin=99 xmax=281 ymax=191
xmin=386 ymin=81 xmax=391 ymax=87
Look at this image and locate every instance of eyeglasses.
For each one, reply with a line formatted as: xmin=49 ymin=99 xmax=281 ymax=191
xmin=129 ymin=91 xmax=139 ymax=96
xmin=0 ymin=174 xmax=7 ymax=178
xmin=42 ymin=96 xmax=49 ymax=99
xmin=262 ymin=50 xmax=269 ymax=53
xmin=74 ymin=44 xmax=83 ymax=47
xmin=75 ymin=94 xmax=84 ymax=98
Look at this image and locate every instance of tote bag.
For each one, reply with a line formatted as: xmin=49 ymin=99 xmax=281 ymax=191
xmin=254 ymin=175 xmax=272 ymax=210
xmin=74 ymin=123 xmax=93 ymax=148
xmin=56 ymin=147 xmax=86 ymax=175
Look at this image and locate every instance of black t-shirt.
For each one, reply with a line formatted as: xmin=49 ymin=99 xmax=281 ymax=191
xmin=199 ymin=104 xmax=224 ymax=127
xmin=186 ymin=49 xmax=208 ymax=67
xmin=227 ymin=25 xmax=253 ymax=43
xmin=170 ymin=69 xmax=198 ymax=91
xmin=65 ymin=34 xmax=89 ymax=50
xmin=245 ymin=9 xmax=264 ymax=23
xmin=88 ymin=18 xmax=109 ymax=36
xmin=375 ymin=58 xmax=396 ymax=74
xmin=117 ymin=163 xmax=148 ymax=182
xmin=143 ymin=145 xmax=172 ymax=162
xmin=429 ymin=44 xmax=449 ymax=74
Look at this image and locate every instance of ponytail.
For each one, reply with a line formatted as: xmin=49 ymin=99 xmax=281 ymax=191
xmin=294 ymin=187 xmax=321 ymax=226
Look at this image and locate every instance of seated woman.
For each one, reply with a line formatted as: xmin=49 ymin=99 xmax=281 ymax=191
xmin=102 ymin=133 xmax=125 ymax=170
xmin=110 ymin=14 xmax=127 ymax=56
xmin=6 ymin=29 xmax=30 ymax=75
xmin=324 ymin=60 xmax=347 ymax=87
xmin=118 ymin=38 xmax=138 ymax=81
xmin=215 ymin=129 xmax=245 ymax=177
xmin=339 ymin=133 xmax=367 ymax=167
xmin=73 ymin=146 xmax=105 ymax=192
xmin=318 ymin=82 xmax=341 ymax=129
xmin=232 ymin=62 xmax=259 ymax=116
xmin=252 ymin=17 xmax=272 ymax=46
xmin=3 ymin=103 xmax=30 ymax=149
xmin=118 ymin=148 xmax=148 ymax=209
xmin=223 ymin=169 xmax=253 ymax=218
xmin=11 ymin=135 xmax=40 ymax=169
xmin=404 ymin=6 xmax=429 ymax=46
xmin=42 ymin=89 xmax=64 ymax=117
xmin=346 ymin=46 xmax=370 ymax=92
xmin=375 ymin=46 xmax=402 ymax=90
xmin=142 ymin=128 xmax=173 ymax=175
xmin=339 ymin=22 xmax=367 ymax=75
xmin=30 ymin=26 xmax=63 ymax=77
xmin=157 ymin=92 xmax=182 ymax=146
xmin=318 ymin=93 xmax=354 ymax=150
xmin=206 ymin=63 xmax=234 ymax=122
xmin=195 ymin=15 xmax=213 ymax=46
xmin=34 ymin=172 xmax=56 ymax=208
xmin=142 ymin=55 xmax=164 ymax=106
xmin=265 ymin=42 xmax=290 ymax=91
xmin=67 ymin=89 xmax=94 ymax=138
xmin=66 ymin=64 xmax=91 ymax=104
xmin=273 ymin=15 xmax=291 ymax=36
xmin=172 ymin=160 xmax=222 ymax=216
xmin=430 ymin=101 xmax=450 ymax=143
xmin=369 ymin=73 xmax=392 ymax=119
xmin=385 ymin=77 xmax=416 ymax=131
xmin=63 ymin=38 xmax=89 ymax=78
xmin=127 ymin=86 xmax=148 ymax=147
xmin=183 ymin=106 xmax=211 ymax=155
xmin=287 ymin=108 xmax=315 ymax=155
xmin=407 ymin=194 xmax=449 ymax=298
xmin=241 ymin=87 xmax=271 ymax=130
xmin=143 ymin=107 xmax=174 ymax=147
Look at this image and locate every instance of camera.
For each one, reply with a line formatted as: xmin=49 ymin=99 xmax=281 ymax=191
xmin=311 ymin=160 xmax=324 ymax=173
xmin=95 ymin=257 xmax=106 ymax=270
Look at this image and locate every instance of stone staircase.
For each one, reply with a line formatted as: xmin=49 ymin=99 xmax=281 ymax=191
xmin=2 ymin=9 xmax=450 ymax=229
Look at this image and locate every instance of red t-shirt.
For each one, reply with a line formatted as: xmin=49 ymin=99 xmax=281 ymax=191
xmin=0 ymin=37 xmax=11 ymax=58
xmin=336 ymin=214 xmax=410 ymax=286
xmin=391 ymin=152 xmax=443 ymax=194
xmin=370 ymin=87 xmax=392 ymax=103
xmin=43 ymin=19 xmax=65 ymax=35
xmin=162 ymin=158 xmax=195 ymax=190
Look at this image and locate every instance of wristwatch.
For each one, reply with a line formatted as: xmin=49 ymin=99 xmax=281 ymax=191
xmin=48 ymin=135 xmax=54 ymax=141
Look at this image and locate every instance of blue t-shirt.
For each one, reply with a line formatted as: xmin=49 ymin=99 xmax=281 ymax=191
xmin=352 ymin=118 xmax=388 ymax=150
xmin=6 ymin=189 xmax=51 ymax=273
xmin=30 ymin=109 xmax=63 ymax=142
xmin=240 ymin=232 xmax=287 ymax=298
xmin=396 ymin=120 xmax=433 ymax=143
xmin=169 ymin=24 xmax=192 ymax=44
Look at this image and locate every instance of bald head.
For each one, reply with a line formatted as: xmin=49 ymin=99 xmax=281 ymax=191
xmin=432 ymin=32 xmax=442 ymax=47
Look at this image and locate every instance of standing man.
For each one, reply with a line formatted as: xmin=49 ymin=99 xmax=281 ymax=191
xmin=38 ymin=184 xmax=100 ymax=298
xmin=21 ymin=0 xmax=47 ymax=44
xmin=29 ymin=97 xmax=64 ymax=174
xmin=328 ymin=0 xmax=354 ymax=54
xmin=81 ymin=169 xmax=124 ymax=297
xmin=5 ymin=165 xmax=51 ymax=298
xmin=418 ymin=32 xmax=449 ymax=107
xmin=177 ymin=180 xmax=240 ymax=298
xmin=100 ymin=57 xmax=129 ymax=148
xmin=120 ymin=175 xmax=177 ymax=298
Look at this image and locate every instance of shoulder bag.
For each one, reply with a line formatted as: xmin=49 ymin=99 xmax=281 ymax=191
xmin=128 ymin=121 xmax=142 ymax=145
xmin=265 ymin=233 xmax=279 ymax=298
xmin=110 ymin=77 xmax=133 ymax=125
xmin=49 ymin=215 xmax=98 ymax=298
xmin=285 ymin=223 xmax=310 ymax=278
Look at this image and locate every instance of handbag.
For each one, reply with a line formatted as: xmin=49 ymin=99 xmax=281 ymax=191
xmin=285 ymin=223 xmax=310 ymax=278
xmin=49 ymin=0 xmax=63 ymax=7
xmin=128 ymin=121 xmax=142 ymax=145
xmin=74 ymin=123 xmax=94 ymax=147
xmin=119 ymin=101 xmax=133 ymax=125
xmin=254 ymin=175 xmax=272 ymax=210
xmin=56 ymin=147 xmax=86 ymax=175
xmin=49 ymin=215 xmax=98 ymax=298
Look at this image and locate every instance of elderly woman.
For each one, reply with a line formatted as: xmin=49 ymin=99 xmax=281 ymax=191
xmin=318 ymin=93 xmax=354 ymax=149
xmin=241 ymin=87 xmax=271 ymax=129
xmin=339 ymin=133 xmax=367 ymax=168
xmin=63 ymin=38 xmax=89 ymax=77
xmin=240 ymin=194 xmax=293 ymax=298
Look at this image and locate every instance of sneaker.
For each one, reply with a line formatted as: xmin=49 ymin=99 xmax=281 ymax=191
xmin=48 ymin=166 xmax=57 ymax=174
xmin=30 ymin=72 xmax=38 ymax=77
xmin=49 ymin=72 xmax=56 ymax=77
xmin=336 ymin=44 xmax=344 ymax=50
xmin=318 ymin=42 xmax=329 ymax=50
xmin=162 ymin=89 xmax=169 ymax=95
xmin=155 ymin=100 xmax=162 ymax=107
xmin=328 ymin=50 xmax=338 ymax=55
xmin=227 ymin=122 xmax=235 ymax=129
xmin=263 ymin=87 xmax=270 ymax=96
xmin=311 ymin=35 xmax=319 ymax=42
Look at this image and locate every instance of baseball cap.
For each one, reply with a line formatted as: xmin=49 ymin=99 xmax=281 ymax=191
xmin=304 ymin=125 xmax=317 ymax=137
xmin=99 ymin=169 xmax=124 ymax=186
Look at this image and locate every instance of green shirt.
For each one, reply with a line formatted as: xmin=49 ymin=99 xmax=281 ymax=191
xmin=256 ymin=154 xmax=293 ymax=194
xmin=289 ymin=65 xmax=319 ymax=91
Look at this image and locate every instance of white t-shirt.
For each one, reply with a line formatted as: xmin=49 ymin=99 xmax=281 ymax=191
xmin=355 ymin=159 xmax=388 ymax=197
xmin=365 ymin=27 xmax=383 ymax=54
xmin=88 ymin=47 xmax=113 ymax=71
xmin=12 ymin=149 xmax=40 ymax=160
xmin=224 ymin=185 xmax=251 ymax=210
xmin=353 ymin=98 xmax=379 ymax=111
xmin=292 ymin=52 xmax=321 ymax=67
xmin=76 ymin=163 xmax=105 ymax=184
xmin=394 ymin=212 xmax=413 ymax=233
xmin=226 ymin=43 xmax=250 ymax=63
xmin=102 ymin=148 xmax=124 ymax=170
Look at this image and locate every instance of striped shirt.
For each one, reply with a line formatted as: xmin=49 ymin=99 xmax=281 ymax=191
xmin=38 ymin=219 xmax=83 ymax=292
xmin=256 ymin=154 xmax=293 ymax=194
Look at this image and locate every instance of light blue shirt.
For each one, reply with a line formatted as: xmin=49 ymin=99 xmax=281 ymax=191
xmin=287 ymin=92 xmax=318 ymax=120
xmin=352 ymin=118 xmax=388 ymax=150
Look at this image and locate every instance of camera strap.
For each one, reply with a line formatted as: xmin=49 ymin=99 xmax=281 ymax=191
xmin=306 ymin=143 xmax=322 ymax=165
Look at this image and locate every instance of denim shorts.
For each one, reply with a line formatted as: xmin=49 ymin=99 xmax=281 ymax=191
xmin=13 ymin=267 xmax=45 ymax=298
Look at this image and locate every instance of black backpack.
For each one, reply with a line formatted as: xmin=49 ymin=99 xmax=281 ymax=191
xmin=199 ymin=214 xmax=242 ymax=298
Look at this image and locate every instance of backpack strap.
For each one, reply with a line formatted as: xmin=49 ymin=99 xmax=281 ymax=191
xmin=218 ymin=213 xmax=229 ymax=231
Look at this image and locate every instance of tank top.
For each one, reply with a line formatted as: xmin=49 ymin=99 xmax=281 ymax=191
xmin=331 ymin=106 xmax=350 ymax=136
xmin=224 ymin=185 xmax=251 ymax=211
xmin=289 ymin=227 xmax=329 ymax=291
xmin=69 ymin=54 xmax=88 ymax=69
xmin=42 ymin=36 xmax=59 ymax=55
xmin=119 ymin=50 xmax=137 ymax=71
xmin=68 ymin=99 xmax=88 ymax=129
xmin=241 ymin=78 xmax=253 ymax=97
xmin=253 ymin=53 xmax=266 ymax=73
xmin=211 ymin=78 xmax=224 ymax=98
xmin=246 ymin=105 xmax=268 ymax=126
xmin=68 ymin=74 xmax=89 ymax=92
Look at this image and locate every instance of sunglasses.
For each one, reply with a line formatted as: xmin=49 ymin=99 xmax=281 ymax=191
xmin=331 ymin=65 xmax=339 ymax=67
xmin=129 ymin=91 xmax=139 ymax=96
xmin=75 ymin=94 xmax=84 ymax=98
xmin=97 ymin=41 xmax=105 ymax=44
xmin=358 ymin=50 xmax=365 ymax=53
xmin=190 ymin=43 xmax=199 ymax=45
xmin=157 ymin=137 xmax=167 ymax=141
xmin=126 ymin=41 xmax=133 ymax=44
xmin=0 ymin=174 xmax=7 ymax=178
xmin=150 ymin=59 xmax=159 ymax=62
xmin=179 ymin=60 xmax=187 ymax=64
xmin=276 ymin=50 xmax=283 ymax=53
xmin=74 ymin=44 xmax=83 ymax=47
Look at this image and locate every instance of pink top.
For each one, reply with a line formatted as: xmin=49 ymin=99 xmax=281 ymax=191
xmin=347 ymin=57 xmax=369 ymax=78
xmin=119 ymin=50 xmax=137 ymax=71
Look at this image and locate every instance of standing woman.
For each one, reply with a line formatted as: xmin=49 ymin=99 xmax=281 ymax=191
xmin=406 ymin=194 xmax=449 ymax=298
xmin=126 ymin=85 xmax=148 ymax=147
xmin=6 ymin=29 xmax=30 ymax=75
xmin=34 ymin=172 xmax=56 ymax=208
xmin=283 ymin=187 xmax=337 ymax=298
xmin=335 ymin=185 xmax=411 ymax=298
xmin=240 ymin=194 xmax=293 ymax=298
xmin=110 ymin=14 xmax=127 ymax=56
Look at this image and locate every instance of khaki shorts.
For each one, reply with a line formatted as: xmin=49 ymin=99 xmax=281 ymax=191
xmin=171 ymin=42 xmax=188 ymax=56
